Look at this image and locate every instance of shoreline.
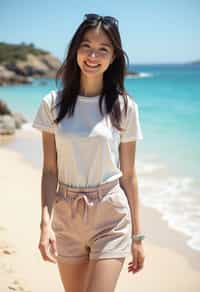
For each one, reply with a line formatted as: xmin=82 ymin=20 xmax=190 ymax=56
xmin=1 ymin=127 xmax=200 ymax=257
xmin=0 ymin=130 xmax=200 ymax=291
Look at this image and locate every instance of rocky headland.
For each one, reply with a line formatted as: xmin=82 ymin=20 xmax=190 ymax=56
xmin=0 ymin=42 xmax=62 ymax=86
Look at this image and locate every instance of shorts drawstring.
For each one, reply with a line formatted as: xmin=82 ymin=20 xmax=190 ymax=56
xmin=70 ymin=193 xmax=95 ymax=224
xmin=57 ymin=179 xmax=119 ymax=224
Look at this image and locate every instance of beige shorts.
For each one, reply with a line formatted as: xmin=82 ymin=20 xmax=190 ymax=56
xmin=51 ymin=179 xmax=132 ymax=263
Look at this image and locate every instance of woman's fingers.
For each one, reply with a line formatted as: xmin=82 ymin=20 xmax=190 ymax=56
xmin=38 ymin=227 xmax=58 ymax=264
xmin=128 ymin=262 xmax=140 ymax=273
xmin=128 ymin=251 xmax=145 ymax=273
xmin=38 ymin=240 xmax=57 ymax=264
xmin=128 ymin=242 xmax=145 ymax=273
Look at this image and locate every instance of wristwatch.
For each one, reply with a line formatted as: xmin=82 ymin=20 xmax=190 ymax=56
xmin=132 ymin=234 xmax=145 ymax=241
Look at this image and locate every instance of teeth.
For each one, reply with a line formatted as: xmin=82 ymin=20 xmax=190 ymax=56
xmin=85 ymin=61 xmax=99 ymax=68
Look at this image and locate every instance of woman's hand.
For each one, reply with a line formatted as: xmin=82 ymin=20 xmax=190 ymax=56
xmin=128 ymin=241 xmax=145 ymax=274
xmin=38 ymin=224 xmax=58 ymax=264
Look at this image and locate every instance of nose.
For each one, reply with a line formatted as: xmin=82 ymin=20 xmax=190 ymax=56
xmin=88 ymin=49 xmax=98 ymax=58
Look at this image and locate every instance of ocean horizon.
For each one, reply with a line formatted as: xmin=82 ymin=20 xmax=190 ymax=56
xmin=0 ymin=63 xmax=200 ymax=252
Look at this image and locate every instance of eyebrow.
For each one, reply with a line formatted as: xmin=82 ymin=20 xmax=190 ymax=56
xmin=81 ymin=39 xmax=112 ymax=48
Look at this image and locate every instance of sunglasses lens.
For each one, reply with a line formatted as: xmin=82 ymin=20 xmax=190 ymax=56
xmin=103 ymin=16 xmax=118 ymax=26
xmin=84 ymin=14 xmax=118 ymax=26
xmin=84 ymin=14 xmax=101 ymax=21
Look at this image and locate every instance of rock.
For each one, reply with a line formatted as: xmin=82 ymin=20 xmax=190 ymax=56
xmin=0 ymin=100 xmax=27 ymax=134
xmin=0 ymin=99 xmax=12 ymax=115
xmin=38 ymin=53 xmax=61 ymax=71
xmin=12 ymin=112 xmax=27 ymax=129
xmin=0 ymin=65 xmax=16 ymax=78
xmin=6 ymin=54 xmax=50 ymax=76
xmin=0 ymin=66 xmax=33 ymax=85
xmin=0 ymin=115 xmax=16 ymax=134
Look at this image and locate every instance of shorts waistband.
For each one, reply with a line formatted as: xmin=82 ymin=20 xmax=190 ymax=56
xmin=56 ymin=179 xmax=120 ymax=224
xmin=57 ymin=179 xmax=119 ymax=199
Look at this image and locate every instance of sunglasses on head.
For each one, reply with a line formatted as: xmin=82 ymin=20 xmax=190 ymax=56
xmin=84 ymin=13 xmax=119 ymax=27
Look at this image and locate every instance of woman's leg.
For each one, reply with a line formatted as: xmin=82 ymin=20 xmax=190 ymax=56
xmin=86 ymin=257 xmax=125 ymax=292
xmin=56 ymin=258 xmax=90 ymax=292
xmin=57 ymin=257 xmax=125 ymax=292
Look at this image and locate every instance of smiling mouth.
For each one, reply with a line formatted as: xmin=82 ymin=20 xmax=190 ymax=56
xmin=84 ymin=61 xmax=100 ymax=68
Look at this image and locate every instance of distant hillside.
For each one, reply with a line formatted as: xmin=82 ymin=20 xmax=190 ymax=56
xmin=190 ymin=60 xmax=200 ymax=64
xmin=0 ymin=42 xmax=61 ymax=86
xmin=0 ymin=42 xmax=49 ymax=64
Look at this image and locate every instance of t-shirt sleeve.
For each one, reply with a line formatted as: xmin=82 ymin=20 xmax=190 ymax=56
xmin=32 ymin=92 xmax=56 ymax=133
xmin=120 ymin=98 xmax=144 ymax=143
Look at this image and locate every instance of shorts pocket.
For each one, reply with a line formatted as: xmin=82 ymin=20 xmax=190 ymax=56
xmin=54 ymin=196 xmax=63 ymax=205
xmin=54 ymin=190 xmax=71 ymax=210
xmin=54 ymin=190 xmax=66 ymax=206
xmin=106 ymin=185 xmax=129 ymax=209
xmin=52 ymin=193 xmax=69 ymax=233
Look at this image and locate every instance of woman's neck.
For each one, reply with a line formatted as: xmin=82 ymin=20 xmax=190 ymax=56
xmin=79 ymin=74 xmax=103 ymax=97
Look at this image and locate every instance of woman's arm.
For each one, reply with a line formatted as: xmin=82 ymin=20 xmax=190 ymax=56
xmin=119 ymin=141 xmax=141 ymax=236
xmin=40 ymin=131 xmax=58 ymax=229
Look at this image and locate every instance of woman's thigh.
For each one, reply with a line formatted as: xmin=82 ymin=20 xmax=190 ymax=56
xmin=57 ymin=258 xmax=90 ymax=292
xmin=86 ymin=257 xmax=125 ymax=292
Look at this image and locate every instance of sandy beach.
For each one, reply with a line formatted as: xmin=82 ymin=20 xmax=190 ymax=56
xmin=0 ymin=131 xmax=200 ymax=292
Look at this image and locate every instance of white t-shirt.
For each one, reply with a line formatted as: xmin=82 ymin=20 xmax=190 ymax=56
xmin=32 ymin=90 xmax=143 ymax=187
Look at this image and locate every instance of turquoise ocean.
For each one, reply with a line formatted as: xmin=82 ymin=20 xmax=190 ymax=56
xmin=0 ymin=64 xmax=200 ymax=252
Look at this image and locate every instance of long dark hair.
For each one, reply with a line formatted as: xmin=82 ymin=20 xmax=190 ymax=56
xmin=54 ymin=16 xmax=130 ymax=131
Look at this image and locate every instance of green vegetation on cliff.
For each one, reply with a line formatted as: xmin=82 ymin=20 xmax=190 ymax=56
xmin=0 ymin=42 xmax=49 ymax=64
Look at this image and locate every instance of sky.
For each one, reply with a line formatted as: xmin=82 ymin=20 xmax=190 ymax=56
xmin=0 ymin=0 xmax=200 ymax=64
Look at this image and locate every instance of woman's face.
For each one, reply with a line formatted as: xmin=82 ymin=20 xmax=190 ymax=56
xmin=77 ymin=27 xmax=115 ymax=77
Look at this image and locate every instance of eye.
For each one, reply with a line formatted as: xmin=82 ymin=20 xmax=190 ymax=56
xmin=100 ymin=48 xmax=108 ymax=52
xmin=81 ymin=43 xmax=90 ymax=48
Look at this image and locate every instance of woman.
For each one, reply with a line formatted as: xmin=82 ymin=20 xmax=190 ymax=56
xmin=32 ymin=13 xmax=145 ymax=292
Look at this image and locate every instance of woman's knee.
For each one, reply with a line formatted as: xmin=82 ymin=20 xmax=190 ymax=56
xmin=86 ymin=258 xmax=125 ymax=292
